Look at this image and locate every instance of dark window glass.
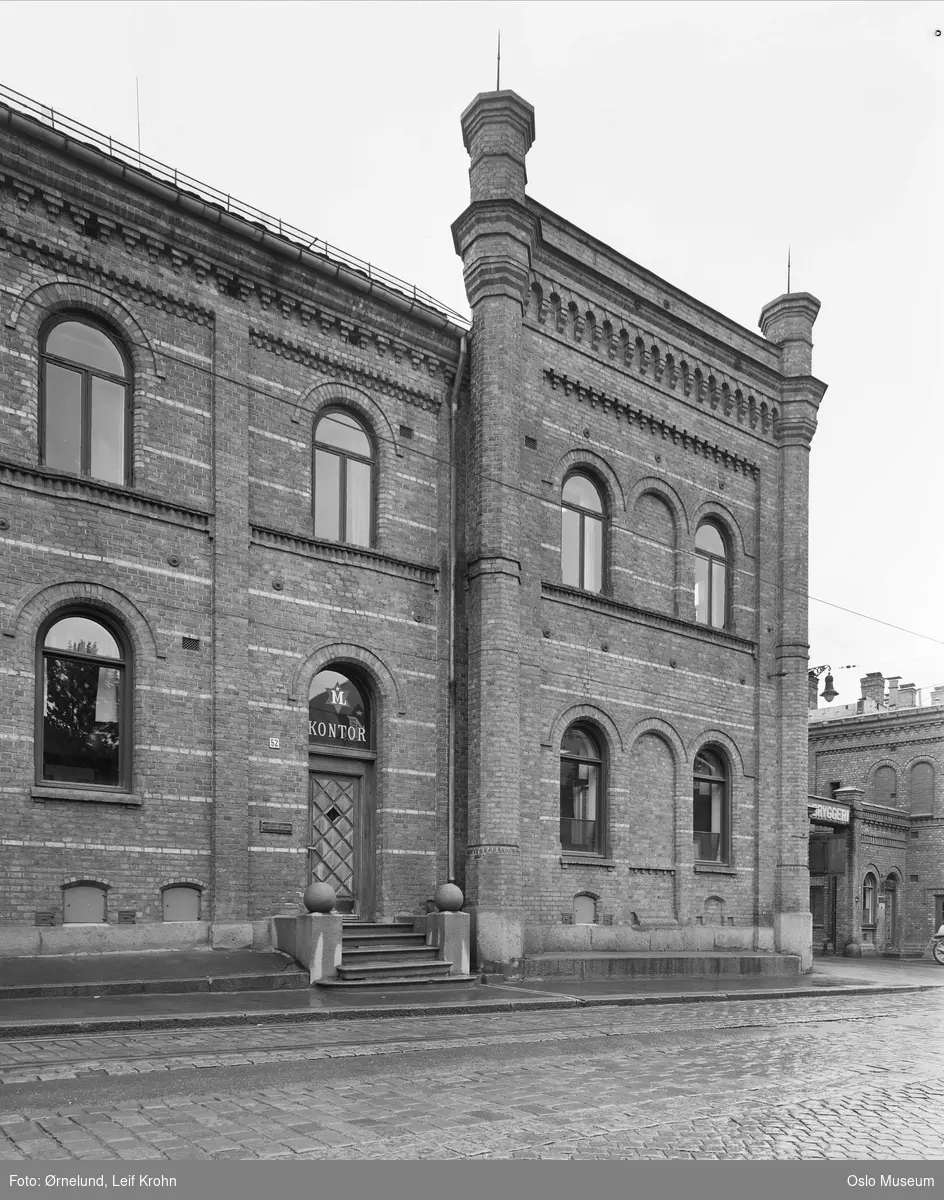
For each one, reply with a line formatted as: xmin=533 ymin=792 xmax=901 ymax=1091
xmin=41 ymin=318 xmax=129 ymax=485
xmin=313 ymin=411 xmax=373 ymax=546
xmin=694 ymin=522 xmax=727 ymax=628
xmin=308 ymin=669 xmax=370 ymax=749
xmin=810 ymin=887 xmax=825 ymax=926
xmin=561 ymin=473 xmax=605 ymax=594
xmin=560 ymin=724 xmax=602 ymax=853
xmin=40 ymin=614 xmax=127 ymax=789
xmin=910 ymin=763 xmax=933 ymax=815
xmin=693 ymin=748 xmax=727 ymax=863
xmin=872 ymin=766 xmax=897 ymax=807
xmin=862 ymin=874 xmax=877 ymax=926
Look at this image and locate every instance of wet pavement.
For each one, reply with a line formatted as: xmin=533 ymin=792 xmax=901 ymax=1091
xmin=0 ymin=980 xmax=941 ymax=1160
xmin=0 ymin=953 xmax=940 ymax=1036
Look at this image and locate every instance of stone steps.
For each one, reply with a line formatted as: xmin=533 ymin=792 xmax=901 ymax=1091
xmin=317 ymin=921 xmax=469 ymax=989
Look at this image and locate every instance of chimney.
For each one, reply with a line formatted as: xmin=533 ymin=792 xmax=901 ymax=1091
xmin=886 ymin=676 xmax=901 ymax=707
xmin=860 ymin=672 xmax=885 ymax=707
xmin=897 ymin=682 xmax=917 ymax=709
xmin=808 ymin=673 xmax=820 ymax=710
xmin=931 ymin=685 xmax=944 ymax=707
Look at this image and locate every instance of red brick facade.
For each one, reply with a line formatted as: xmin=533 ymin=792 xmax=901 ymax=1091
xmin=0 ymin=88 xmax=826 ymax=973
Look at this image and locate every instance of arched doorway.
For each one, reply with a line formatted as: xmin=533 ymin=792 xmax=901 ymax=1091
xmin=308 ymin=666 xmax=375 ymax=916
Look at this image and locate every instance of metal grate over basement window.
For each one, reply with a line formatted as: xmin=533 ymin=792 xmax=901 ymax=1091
xmin=524 ymin=436 xmax=538 ymax=450
xmin=34 ymin=911 xmax=55 ymax=927
xmin=182 ymin=636 xmax=201 ymax=651
xmin=399 ymin=424 xmax=414 ymax=439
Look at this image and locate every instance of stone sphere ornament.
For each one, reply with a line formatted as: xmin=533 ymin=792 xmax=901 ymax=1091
xmin=303 ymin=882 xmax=336 ymax=914
xmin=434 ymin=883 xmax=464 ymax=913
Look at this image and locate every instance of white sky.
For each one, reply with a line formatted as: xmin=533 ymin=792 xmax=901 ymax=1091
xmin=3 ymin=0 xmax=942 ymax=704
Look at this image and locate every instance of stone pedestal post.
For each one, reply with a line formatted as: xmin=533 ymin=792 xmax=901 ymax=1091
xmin=271 ymin=913 xmax=343 ymax=984
xmin=425 ymin=911 xmax=471 ymax=976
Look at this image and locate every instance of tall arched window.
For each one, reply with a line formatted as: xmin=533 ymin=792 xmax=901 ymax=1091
xmin=693 ymin=747 xmax=728 ymax=863
xmin=562 ymin=472 xmax=604 ymax=593
xmin=862 ymin=872 xmax=877 ymax=928
xmin=313 ymin=410 xmax=374 ymax=546
xmin=38 ymin=612 xmax=130 ymax=791
xmin=308 ymin=668 xmax=371 ymax=751
xmin=872 ymin=765 xmax=897 ymax=807
xmin=694 ymin=522 xmax=728 ymax=628
xmin=910 ymin=762 xmax=934 ymax=816
xmin=560 ymin=725 xmax=603 ymax=854
xmin=41 ymin=316 xmax=130 ymax=485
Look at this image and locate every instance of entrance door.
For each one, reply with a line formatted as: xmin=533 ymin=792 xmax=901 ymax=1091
xmin=308 ymin=761 xmax=371 ymax=916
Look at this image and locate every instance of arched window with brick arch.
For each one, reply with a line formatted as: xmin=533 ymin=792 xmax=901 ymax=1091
xmin=694 ymin=521 xmax=728 ymax=628
xmin=313 ymin=409 xmax=375 ymax=547
xmin=37 ymin=610 xmax=131 ymax=792
xmin=693 ymin=746 xmax=729 ymax=863
xmin=40 ymin=315 xmax=131 ymax=485
xmin=561 ymin=471 xmax=606 ymax=593
xmin=560 ymin=723 xmax=605 ymax=854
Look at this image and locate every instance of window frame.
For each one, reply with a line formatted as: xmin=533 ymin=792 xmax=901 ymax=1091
xmin=39 ymin=313 xmax=132 ymax=486
xmin=862 ymin=872 xmax=877 ymax=930
xmin=561 ymin=470 xmax=606 ymax=594
xmin=694 ymin=520 xmax=729 ymax=629
xmin=312 ymin=407 xmax=376 ymax=548
xmin=35 ymin=609 xmax=133 ymax=795
xmin=692 ymin=746 xmax=730 ymax=865
xmin=559 ymin=722 xmax=606 ymax=856
xmin=909 ymin=761 xmax=934 ymax=816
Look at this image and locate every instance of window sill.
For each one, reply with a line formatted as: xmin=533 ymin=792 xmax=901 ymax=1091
xmin=560 ymin=853 xmax=615 ymax=871
xmin=694 ymin=863 xmax=737 ymax=875
xmin=32 ymin=786 xmax=141 ymax=806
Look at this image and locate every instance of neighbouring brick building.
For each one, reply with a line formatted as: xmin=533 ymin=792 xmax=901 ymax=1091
xmin=0 ymin=84 xmax=827 ymax=974
xmin=808 ymin=673 xmax=944 ymax=957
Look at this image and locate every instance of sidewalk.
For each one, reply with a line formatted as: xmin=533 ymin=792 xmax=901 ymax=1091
xmin=0 ymin=950 xmax=940 ymax=1037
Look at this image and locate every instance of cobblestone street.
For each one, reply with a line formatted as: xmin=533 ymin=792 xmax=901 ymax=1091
xmin=0 ymin=989 xmax=941 ymax=1160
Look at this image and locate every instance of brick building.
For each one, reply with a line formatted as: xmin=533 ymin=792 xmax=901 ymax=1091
xmin=808 ymin=673 xmax=944 ymax=957
xmin=1 ymin=85 xmax=826 ymax=974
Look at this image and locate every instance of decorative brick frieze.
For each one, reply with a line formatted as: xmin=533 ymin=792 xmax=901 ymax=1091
xmin=543 ymin=368 xmax=761 ymax=475
xmin=249 ymin=524 xmax=439 ymax=587
xmin=0 ymin=458 xmax=212 ymax=531
xmin=248 ymin=327 xmax=446 ymax=412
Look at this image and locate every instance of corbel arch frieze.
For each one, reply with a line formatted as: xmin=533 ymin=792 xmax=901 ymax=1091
xmin=3 ymin=579 xmax=164 ymax=674
xmin=6 ymin=278 xmax=163 ymax=380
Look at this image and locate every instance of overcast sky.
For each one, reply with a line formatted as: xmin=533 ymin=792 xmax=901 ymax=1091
xmin=3 ymin=0 xmax=941 ymax=704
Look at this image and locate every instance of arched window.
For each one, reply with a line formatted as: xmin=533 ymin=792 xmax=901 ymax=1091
xmin=693 ymin=748 xmax=728 ymax=863
xmin=560 ymin=724 xmax=603 ymax=854
xmin=561 ymin=472 xmax=605 ymax=593
xmin=40 ymin=316 xmax=130 ymax=485
xmin=694 ymin=521 xmax=728 ymax=628
xmin=38 ymin=612 xmax=130 ymax=791
xmin=313 ymin=410 xmax=374 ymax=546
xmin=910 ymin=762 xmax=934 ymax=816
xmin=308 ymin=668 xmax=371 ymax=751
xmin=872 ymin=765 xmax=897 ymax=807
xmin=862 ymin=872 xmax=877 ymax=928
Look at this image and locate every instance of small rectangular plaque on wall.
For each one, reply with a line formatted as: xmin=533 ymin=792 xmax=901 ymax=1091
xmin=260 ymin=821 xmax=293 ymax=836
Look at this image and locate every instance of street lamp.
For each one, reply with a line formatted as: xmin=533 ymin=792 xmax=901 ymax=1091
xmin=809 ymin=663 xmax=856 ymax=704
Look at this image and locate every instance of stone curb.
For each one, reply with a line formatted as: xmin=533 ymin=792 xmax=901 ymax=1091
xmin=0 ymin=981 xmax=933 ymax=1040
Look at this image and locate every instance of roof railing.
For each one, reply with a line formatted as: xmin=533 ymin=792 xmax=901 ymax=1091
xmin=0 ymin=82 xmax=470 ymax=329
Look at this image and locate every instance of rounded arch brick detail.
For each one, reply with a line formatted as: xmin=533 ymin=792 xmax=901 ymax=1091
xmin=690 ymin=497 xmax=750 ymax=558
xmin=288 ymin=641 xmax=403 ymax=716
xmin=553 ymin=448 xmax=625 ymax=513
xmin=688 ymin=728 xmax=750 ymax=779
xmin=545 ymin=702 xmax=624 ymax=756
xmin=297 ymin=379 xmax=401 ymax=459
xmin=4 ymin=579 xmax=163 ymax=675
xmin=7 ymin=277 xmax=163 ymax=380
xmin=626 ymin=476 xmax=690 ymax=537
xmin=626 ymin=716 xmax=688 ymax=767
